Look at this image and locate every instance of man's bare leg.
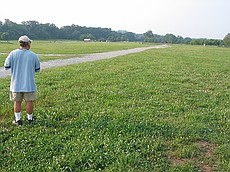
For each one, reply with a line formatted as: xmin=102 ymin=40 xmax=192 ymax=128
xmin=26 ymin=101 xmax=34 ymax=122
xmin=13 ymin=101 xmax=22 ymax=125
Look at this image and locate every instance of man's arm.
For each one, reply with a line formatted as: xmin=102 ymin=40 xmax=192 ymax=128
xmin=4 ymin=54 xmax=11 ymax=70
xmin=35 ymin=56 xmax=40 ymax=72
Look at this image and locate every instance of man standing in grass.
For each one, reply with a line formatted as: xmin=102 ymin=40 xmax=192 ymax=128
xmin=4 ymin=35 xmax=40 ymax=126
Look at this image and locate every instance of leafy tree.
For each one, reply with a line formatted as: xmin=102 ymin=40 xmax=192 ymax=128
xmin=176 ymin=36 xmax=183 ymax=44
xmin=143 ymin=30 xmax=154 ymax=42
xmin=71 ymin=30 xmax=81 ymax=40
xmin=164 ymin=34 xmax=177 ymax=44
xmin=1 ymin=32 xmax=9 ymax=40
xmin=107 ymin=31 xmax=123 ymax=42
xmin=223 ymin=33 xmax=230 ymax=47
xmin=182 ymin=37 xmax=192 ymax=44
xmin=42 ymin=23 xmax=59 ymax=39
xmin=190 ymin=39 xmax=204 ymax=45
xmin=4 ymin=19 xmax=16 ymax=26
xmin=123 ymin=32 xmax=135 ymax=42
xmin=190 ymin=38 xmax=223 ymax=46
xmin=144 ymin=30 xmax=154 ymax=38
xmin=135 ymin=34 xmax=145 ymax=42
xmin=80 ymin=33 xmax=95 ymax=41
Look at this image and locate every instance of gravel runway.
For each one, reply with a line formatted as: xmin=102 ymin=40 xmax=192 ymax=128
xmin=0 ymin=44 xmax=169 ymax=79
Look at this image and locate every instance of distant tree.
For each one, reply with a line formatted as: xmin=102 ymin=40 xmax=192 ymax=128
xmin=107 ymin=31 xmax=123 ymax=42
xmin=124 ymin=32 xmax=135 ymax=42
xmin=1 ymin=32 xmax=9 ymax=40
xmin=42 ymin=23 xmax=59 ymax=39
xmin=4 ymin=19 xmax=16 ymax=25
xmin=144 ymin=30 xmax=154 ymax=38
xmin=182 ymin=37 xmax=192 ymax=44
xmin=135 ymin=34 xmax=145 ymax=42
xmin=205 ymin=39 xmax=223 ymax=46
xmin=164 ymin=34 xmax=177 ymax=44
xmin=223 ymin=33 xmax=230 ymax=47
xmin=22 ymin=20 xmax=41 ymax=39
xmin=71 ymin=30 xmax=80 ymax=40
xmin=190 ymin=39 xmax=204 ymax=45
xmin=80 ymin=33 xmax=95 ymax=41
xmin=143 ymin=30 xmax=154 ymax=42
xmin=176 ymin=36 xmax=183 ymax=44
xmin=153 ymin=34 xmax=164 ymax=43
xmin=190 ymin=38 xmax=223 ymax=46
xmin=98 ymin=38 xmax=106 ymax=42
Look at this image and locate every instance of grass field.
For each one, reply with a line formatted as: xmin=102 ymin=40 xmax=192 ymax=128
xmin=0 ymin=40 xmax=151 ymax=65
xmin=0 ymin=43 xmax=230 ymax=171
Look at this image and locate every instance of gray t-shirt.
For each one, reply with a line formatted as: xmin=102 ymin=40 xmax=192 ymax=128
xmin=4 ymin=49 xmax=40 ymax=92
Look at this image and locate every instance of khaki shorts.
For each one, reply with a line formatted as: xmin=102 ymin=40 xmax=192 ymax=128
xmin=10 ymin=92 xmax=37 ymax=102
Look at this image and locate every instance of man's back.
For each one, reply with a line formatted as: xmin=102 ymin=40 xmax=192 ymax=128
xmin=4 ymin=49 xmax=40 ymax=92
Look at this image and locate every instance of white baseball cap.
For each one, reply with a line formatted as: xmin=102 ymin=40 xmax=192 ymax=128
xmin=18 ymin=35 xmax=32 ymax=42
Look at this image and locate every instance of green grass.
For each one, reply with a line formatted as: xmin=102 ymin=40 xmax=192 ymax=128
xmin=0 ymin=45 xmax=229 ymax=171
xmin=31 ymin=41 xmax=150 ymax=54
xmin=0 ymin=40 xmax=151 ymax=65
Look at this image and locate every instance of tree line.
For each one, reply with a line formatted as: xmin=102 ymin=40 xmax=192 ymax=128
xmin=143 ymin=30 xmax=226 ymax=46
xmin=0 ymin=19 xmax=229 ymax=46
xmin=0 ymin=19 xmax=143 ymax=42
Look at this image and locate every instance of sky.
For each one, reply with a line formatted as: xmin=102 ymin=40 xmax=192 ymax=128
xmin=0 ymin=0 xmax=229 ymax=39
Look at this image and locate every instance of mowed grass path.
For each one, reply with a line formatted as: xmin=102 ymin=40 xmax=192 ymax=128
xmin=0 ymin=45 xmax=230 ymax=171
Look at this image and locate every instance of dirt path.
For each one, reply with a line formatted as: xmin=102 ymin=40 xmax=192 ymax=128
xmin=0 ymin=44 xmax=169 ymax=79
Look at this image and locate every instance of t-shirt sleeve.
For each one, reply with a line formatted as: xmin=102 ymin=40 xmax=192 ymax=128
xmin=35 ymin=56 xmax=40 ymax=72
xmin=4 ymin=53 xmax=12 ymax=70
